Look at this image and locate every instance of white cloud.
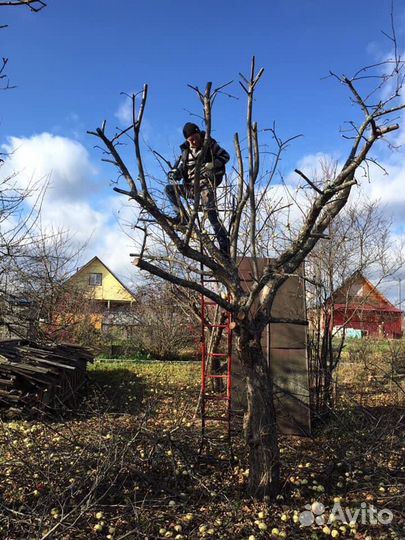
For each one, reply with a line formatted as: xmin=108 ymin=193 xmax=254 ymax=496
xmin=40 ymin=200 xmax=108 ymax=245
xmin=114 ymin=93 xmax=153 ymax=143
xmin=0 ymin=132 xmax=142 ymax=283
xmin=355 ymin=158 xmax=405 ymax=227
xmin=287 ymin=152 xmax=338 ymax=183
xmin=97 ymin=224 xmax=139 ymax=280
xmin=2 ymin=133 xmax=99 ymax=203
xmin=1 ymin=127 xmax=403 ymax=290
xmin=282 ymin=145 xmax=405 ymax=232
xmin=115 ymin=96 xmax=133 ymax=125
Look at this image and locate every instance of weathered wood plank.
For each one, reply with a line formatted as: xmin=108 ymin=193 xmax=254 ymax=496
xmin=0 ymin=339 xmax=94 ymax=412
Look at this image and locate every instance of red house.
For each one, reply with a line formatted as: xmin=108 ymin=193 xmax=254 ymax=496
xmin=328 ymin=272 xmax=403 ymax=338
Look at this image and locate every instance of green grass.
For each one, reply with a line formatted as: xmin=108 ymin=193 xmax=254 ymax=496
xmin=91 ymin=358 xmax=200 ymax=382
xmin=339 ymin=336 xmax=405 ymax=356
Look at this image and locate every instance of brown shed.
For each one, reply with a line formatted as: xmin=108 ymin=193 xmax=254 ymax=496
xmin=232 ymin=257 xmax=311 ymax=435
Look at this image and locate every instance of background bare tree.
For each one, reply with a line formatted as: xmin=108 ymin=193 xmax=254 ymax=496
xmin=0 ymin=218 xmax=89 ymax=342
xmin=0 ymin=0 xmax=46 ymax=90
xmin=0 ymin=0 xmax=49 ymax=339
xmin=90 ymin=47 xmax=404 ymax=497
xmin=134 ymin=281 xmax=194 ymax=359
xmin=305 ymin=160 xmax=404 ymax=414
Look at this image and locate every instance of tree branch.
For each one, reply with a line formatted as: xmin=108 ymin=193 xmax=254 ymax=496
xmin=132 ymin=257 xmax=234 ymax=312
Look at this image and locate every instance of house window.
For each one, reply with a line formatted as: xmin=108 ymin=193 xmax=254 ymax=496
xmin=89 ymin=273 xmax=102 ymax=286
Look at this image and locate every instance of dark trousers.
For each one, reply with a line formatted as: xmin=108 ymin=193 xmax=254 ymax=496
xmin=165 ymin=183 xmax=230 ymax=255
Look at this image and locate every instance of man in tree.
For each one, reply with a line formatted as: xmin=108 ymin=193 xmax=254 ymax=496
xmin=91 ymin=50 xmax=404 ymax=497
xmin=165 ymin=122 xmax=230 ymax=255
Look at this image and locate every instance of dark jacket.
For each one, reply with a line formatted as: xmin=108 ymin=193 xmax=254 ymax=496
xmin=174 ymin=132 xmax=230 ymax=186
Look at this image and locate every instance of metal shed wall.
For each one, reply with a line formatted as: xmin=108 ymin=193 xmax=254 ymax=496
xmin=232 ymin=258 xmax=311 ymax=435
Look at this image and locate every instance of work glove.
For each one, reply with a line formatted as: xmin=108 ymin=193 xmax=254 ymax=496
xmin=202 ymin=162 xmax=216 ymax=179
xmin=168 ymin=168 xmax=179 ymax=181
xmin=203 ymin=162 xmax=215 ymax=171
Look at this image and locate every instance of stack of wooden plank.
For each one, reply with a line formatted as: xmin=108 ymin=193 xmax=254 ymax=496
xmin=0 ymin=339 xmax=94 ymax=414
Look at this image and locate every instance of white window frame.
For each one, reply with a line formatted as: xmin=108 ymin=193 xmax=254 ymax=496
xmin=89 ymin=272 xmax=102 ymax=286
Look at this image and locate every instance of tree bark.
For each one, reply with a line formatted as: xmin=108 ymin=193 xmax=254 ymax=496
xmin=237 ymin=325 xmax=280 ymax=498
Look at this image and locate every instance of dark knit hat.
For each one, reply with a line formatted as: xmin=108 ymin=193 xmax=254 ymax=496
xmin=183 ymin=122 xmax=200 ymax=139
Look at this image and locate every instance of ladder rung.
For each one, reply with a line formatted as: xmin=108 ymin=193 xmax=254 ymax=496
xmin=203 ymin=416 xmax=229 ymax=422
xmin=208 ymin=353 xmax=228 ymax=357
xmin=200 ymin=435 xmax=231 ymax=442
xmin=203 ymin=305 xmax=231 ymax=310
xmin=207 ymin=374 xmax=227 ymax=379
xmin=206 ymin=324 xmax=228 ymax=328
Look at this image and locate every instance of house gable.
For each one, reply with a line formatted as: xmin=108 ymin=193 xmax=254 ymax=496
xmin=330 ymin=272 xmax=402 ymax=338
xmin=334 ymin=272 xmax=399 ymax=311
xmin=68 ymin=257 xmax=135 ymax=303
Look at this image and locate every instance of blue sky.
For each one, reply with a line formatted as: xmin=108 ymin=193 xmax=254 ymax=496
xmin=3 ymin=0 xmax=404 ymax=157
xmin=1 ymin=0 xmax=404 ymax=299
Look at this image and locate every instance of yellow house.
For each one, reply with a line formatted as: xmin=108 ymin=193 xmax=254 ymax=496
xmin=67 ymin=256 xmax=136 ymax=332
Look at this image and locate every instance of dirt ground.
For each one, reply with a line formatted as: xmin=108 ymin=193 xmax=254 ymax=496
xmin=0 ymin=357 xmax=404 ymax=540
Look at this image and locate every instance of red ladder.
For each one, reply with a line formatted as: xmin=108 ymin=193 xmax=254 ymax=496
xmin=200 ymin=293 xmax=233 ymax=449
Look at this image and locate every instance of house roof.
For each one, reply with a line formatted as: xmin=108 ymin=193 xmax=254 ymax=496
xmin=333 ymin=303 xmax=401 ymax=313
xmin=330 ymin=271 xmax=401 ymax=313
xmin=68 ymin=256 xmax=136 ymax=301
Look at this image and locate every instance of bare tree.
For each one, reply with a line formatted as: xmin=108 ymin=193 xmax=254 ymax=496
xmin=305 ymin=167 xmax=404 ymax=414
xmin=0 ymin=0 xmax=46 ymax=90
xmin=0 ymin=217 xmax=89 ymax=342
xmin=0 ymin=0 xmax=49 ymax=336
xmin=0 ymin=173 xmax=44 ymax=338
xmin=126 ymin=280 xmax=194 ymax=360
xmin=90 ymin=45 xmax=404 ymax=497
xmin=0 ymin=1 xmax=45 ymax=7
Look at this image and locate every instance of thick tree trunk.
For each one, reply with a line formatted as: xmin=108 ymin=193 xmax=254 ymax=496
xmin=237 ymin=325 xmax=280 ymax=498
